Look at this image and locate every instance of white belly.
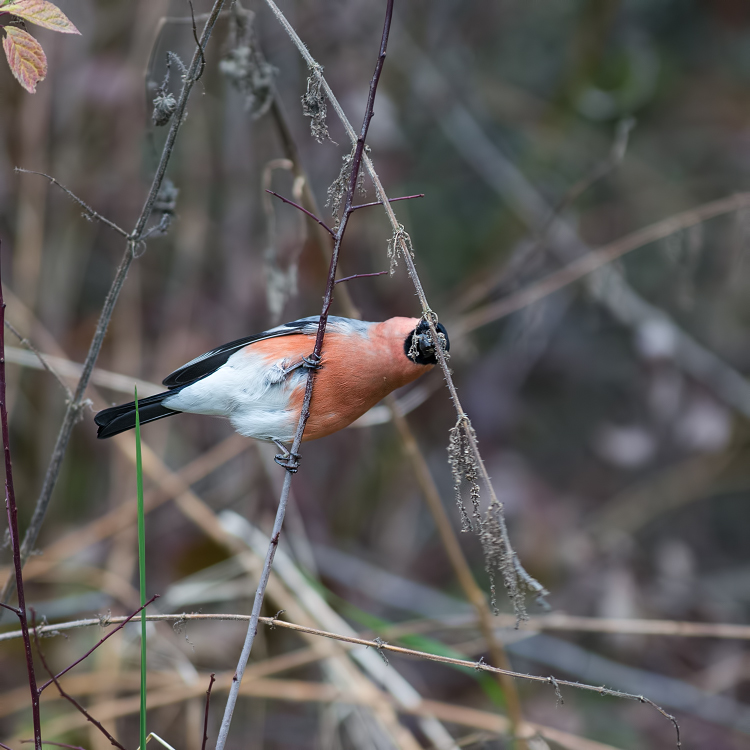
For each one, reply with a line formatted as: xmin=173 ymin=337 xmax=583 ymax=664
xmin=162 ymin=349 xmax=302 ymax=442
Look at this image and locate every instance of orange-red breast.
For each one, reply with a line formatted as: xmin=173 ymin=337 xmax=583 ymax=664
xmin=95 ymin=316 xmax=449 ymax=447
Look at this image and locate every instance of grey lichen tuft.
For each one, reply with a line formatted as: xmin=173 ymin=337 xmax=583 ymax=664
xmin=447 ymin=417 xmax=481 ymax=532
xmin=152 ymin=92 xmax=177 ymax=127
xmin=302 ymin=63 xmax=330 ymax=143
xmin=325 ymin=148 xmax=363 ymax=228
xmin=387 ymin=224 xmax=414 ymax=275
xmin=480 ymin=500 xmax=528 ymax=621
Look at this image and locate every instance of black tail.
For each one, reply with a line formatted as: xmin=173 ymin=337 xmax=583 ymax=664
xmin=95 ymin=391 xmax=180 ymax=439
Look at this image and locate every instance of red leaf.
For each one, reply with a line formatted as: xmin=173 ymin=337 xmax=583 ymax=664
xmin=1 ymin=0 xmax=79 ymax=34
xmin=2 ymin=25 xmax=46 ymax=92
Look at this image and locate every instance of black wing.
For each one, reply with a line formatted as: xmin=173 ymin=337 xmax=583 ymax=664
xmin=161 ymin=317 xmax=319 ymax=389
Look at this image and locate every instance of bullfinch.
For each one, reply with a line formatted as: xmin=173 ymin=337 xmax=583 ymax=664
xmin=95 ymin=316 xmax=449 ymax=456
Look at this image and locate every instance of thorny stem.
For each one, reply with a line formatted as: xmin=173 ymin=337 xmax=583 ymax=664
xmin=4 ymin=611 xmax=681 ymax=746
xmin=0 ymin=0 xmax=229 ymax=609
xmin=0 ymin=245 xmax=43 ymax=750
xmin=214 ymin=2 xmax=394 ymax=747
xmin=262 ymin=0 xmax=547 ymax=618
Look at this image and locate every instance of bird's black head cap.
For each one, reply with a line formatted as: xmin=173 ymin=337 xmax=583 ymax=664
xmin=404 ymin=319 xmax=450 ymax=365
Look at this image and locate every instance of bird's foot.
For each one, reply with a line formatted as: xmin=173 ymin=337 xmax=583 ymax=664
xmin=272 ymin=439 xmax=301 ymax=473
xmin=301 ymin=352 xmax=322 ymax=370
xmin=274 ymin=452 xmax=301 ymax=473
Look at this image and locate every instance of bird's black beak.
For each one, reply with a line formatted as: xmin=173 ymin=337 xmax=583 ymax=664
xmin=404 ymin=320 xmax=450 ymax=365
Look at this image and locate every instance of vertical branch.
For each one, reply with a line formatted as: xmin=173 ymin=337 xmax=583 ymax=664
xmin=135 ymin=387 xmax=148 ymax=750
xmin=1 ymin=0 xmax=230 ymax=607
xmin=0 ymin=243 xmax=43 ymax=750
xmin=214 ymin=2 xmax=395 ymax=748
xmin=201 ymin=673 xmax=216 ymax=750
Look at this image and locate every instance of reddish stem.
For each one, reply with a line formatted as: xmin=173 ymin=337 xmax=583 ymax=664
xmin=201 ymin=673 xmax=216 ymax=750
xmin=0 ymin=243 xmax=43 ymax=749
xmin=265 ymin=189 xmax=335 ymax=237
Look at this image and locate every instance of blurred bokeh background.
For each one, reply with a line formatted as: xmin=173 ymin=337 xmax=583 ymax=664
xmin=2 ymin=0 xmax=750 ymax=748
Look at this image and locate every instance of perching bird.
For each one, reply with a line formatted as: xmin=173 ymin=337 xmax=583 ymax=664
xmin=95 ymin=316 xmax=449 ymax=462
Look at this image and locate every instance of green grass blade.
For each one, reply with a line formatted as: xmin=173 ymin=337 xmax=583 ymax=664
xmin=134 ymin=386 xmax=147 ymax=750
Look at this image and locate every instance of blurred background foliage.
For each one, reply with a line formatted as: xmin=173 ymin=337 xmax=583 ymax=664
xmin=2 ymin=0 xmax=750 ymax=748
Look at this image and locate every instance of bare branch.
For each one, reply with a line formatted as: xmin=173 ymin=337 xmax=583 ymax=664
xmin=6 ymin=610 xmax=750 ymax=644
xmin=10 ymin=609 xmax=682 ymax=744
xmin=215 ymin=3 xmax=395 ymax=747
xmin=4 ymin=321 xmax=73 ymax=401
xmin=37 ymin=595 xmax=158 ymax=694
xmin=350 ymin=193 xmax=425 ymax=211
xmin=334 ymin=271 xmax=387 ymax=285
xmin=0 ymin=244 xmax=43 ymax=750
xmin=265 ymin=189 xmax=335 ymax=237
xmin=14 ymin=169 xmax=129 ymax=238
xmin=201 ymin=673 xmax=216 ymax=750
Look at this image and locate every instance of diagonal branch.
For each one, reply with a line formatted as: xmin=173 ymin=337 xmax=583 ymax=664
xmin=214 ymin=3 xmax=395 ymax=748
xmin=262 ymin=0 xmax=547 ymax=617
xmin=38 ymin=595 xmax=159 ymax=693
xmin=14 ymin=169 xmax=129 ymax=239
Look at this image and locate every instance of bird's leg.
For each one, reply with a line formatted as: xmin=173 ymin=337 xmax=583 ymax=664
xmin=280 ymin=352 xmax=322 ymax=378
xmin=272 ymin=439 xmax=301 ymax=473
xmin=301 ymin=352 xmax=322 ymax=370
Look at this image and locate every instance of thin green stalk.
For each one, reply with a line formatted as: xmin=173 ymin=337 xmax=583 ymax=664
xmin=134 ymin=387 xmax=147 ymax=750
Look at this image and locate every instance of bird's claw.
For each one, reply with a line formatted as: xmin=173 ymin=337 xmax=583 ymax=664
xmin=301 ymin=353 xmax=322 ymax=370
xmin=274 ymin=452 xmax=301 ymax=473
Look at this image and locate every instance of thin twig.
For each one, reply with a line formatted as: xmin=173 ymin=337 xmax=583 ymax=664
xmin=201 ymin=673 xmax=216 ymax=750
xmin=0 ymin=244 xmax=43 ymax=750
xmin=334 ymin=271 xmax=387 ymax=284
xmin=265 ymin=189 xmax=335 ymax=237
xmin=38 ymin=595 xmax=159 ymax=693
xmin=350 ymin=193 xmax=424 ymax=211
xmin=7 ymin=609 xmax=681 ymax=744
xmin=0 ymin=0 xmax=230 ymax=610
xmin=6 ymin=610 xmax=750 ymax=644
xmin=14 ymin=169 xmax=130 ymax=238
xmin=4 ymin=321 xmax=73 ymax=400
xmin=215 ymin=3 xmax=394 ymax=747
xmin=31 ymin=613 xmax=127 ymax=750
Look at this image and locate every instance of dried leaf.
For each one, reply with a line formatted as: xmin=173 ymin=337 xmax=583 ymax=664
xmin=2 ymin=0 xmax=79 ymax=34
xmin=2 ymin=25 xmax=46 ymax=92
